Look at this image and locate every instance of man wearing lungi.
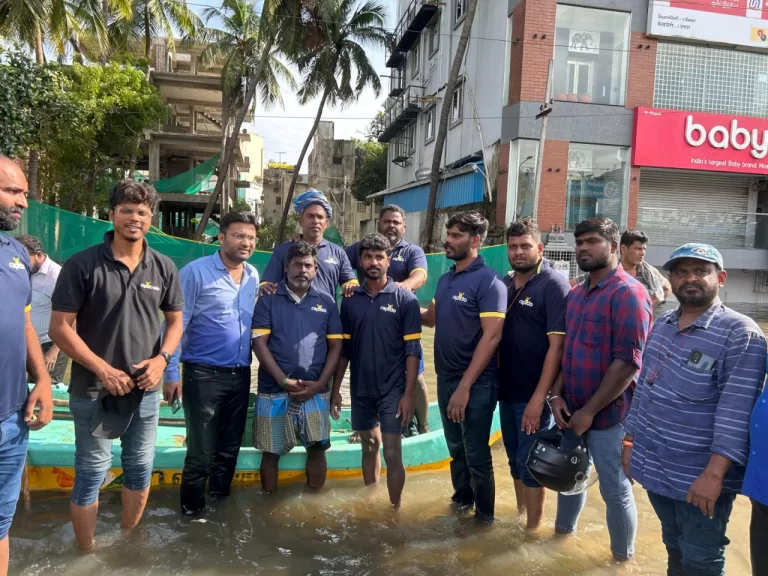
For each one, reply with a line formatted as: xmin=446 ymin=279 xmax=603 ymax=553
xmin=251 ymin=240 xmax=344 ymax=492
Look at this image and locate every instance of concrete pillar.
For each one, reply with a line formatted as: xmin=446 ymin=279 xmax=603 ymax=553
xmin=191 ymin=54 xmax=198 ymax=75
xmin=747 ymin=179 xmax=759 ymax=249
xmin=191 ymin=106 xmax=197 ymax=135
xmin=149 ymin=142 xmax=160 ymax=184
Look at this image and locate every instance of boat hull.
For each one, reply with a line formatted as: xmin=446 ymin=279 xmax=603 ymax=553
xmin=27 ymin=387 xmax=502 ymax=491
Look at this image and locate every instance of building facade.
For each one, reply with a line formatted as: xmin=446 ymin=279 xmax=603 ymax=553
xmin=376 ymin=0 xmax=768 ymax=302
xmin=262 ymin=164 xmax=310 ymax=222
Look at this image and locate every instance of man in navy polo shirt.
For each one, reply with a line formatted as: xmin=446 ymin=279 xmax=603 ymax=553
xmin=549 ymin=217 xmax=651 ymax=561
xmin=345 ymin=204 xmax=430 ymax=439
xmin=260 ymin=189 xmax=357 ymax=298
xmin=251 ymin=241 xmax=343 ymax=493
xmin=499 ymin=218 xmax=568 ymax=529
xmin=420 ymin=211 xmax=506 ymax=522
xmin=0 ymin=156 xmax=53 ymax=574
xmin=332 ymin=233 xmax=422 ymax=507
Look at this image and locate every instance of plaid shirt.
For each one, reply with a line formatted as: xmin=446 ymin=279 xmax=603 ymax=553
xmin=562 ymin=264 xmax=652 ymax=429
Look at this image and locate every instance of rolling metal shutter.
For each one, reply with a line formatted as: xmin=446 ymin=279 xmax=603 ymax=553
xmin=637 ymin=169 xmax=751 ymax=248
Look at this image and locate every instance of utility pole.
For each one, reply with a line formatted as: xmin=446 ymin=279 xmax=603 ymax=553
xmin=532 ymin=59 xmax=554 ymax=220
xmin=275 ymin=151 xmax=286 ymax=164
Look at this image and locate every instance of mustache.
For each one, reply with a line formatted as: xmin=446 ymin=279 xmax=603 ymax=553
xmin=680 ymin=282 xmax=702 ymax=291
xmin=365 ymin=266 xmax=382 ymax=272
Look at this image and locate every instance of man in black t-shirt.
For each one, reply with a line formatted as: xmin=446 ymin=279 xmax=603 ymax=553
xmin=498 ymin=218 xmax=569 ymax=529
xmin=50 ymin=180 xmax=184 ymax=550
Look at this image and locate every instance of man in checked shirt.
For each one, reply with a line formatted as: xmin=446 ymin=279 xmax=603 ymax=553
xmin=549 ymin=217 xmax=652 ymax=561
xmin=623 ymin=243 xmax=766 ymax=576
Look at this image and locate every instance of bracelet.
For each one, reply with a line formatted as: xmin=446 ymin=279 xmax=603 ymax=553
xmin=280 ymin=377 xmax=290 ymax=390
xmin=547 ymin=395 xmax=560 ymax=404
xmin=622 ymin=440 xmax=634 ymax=448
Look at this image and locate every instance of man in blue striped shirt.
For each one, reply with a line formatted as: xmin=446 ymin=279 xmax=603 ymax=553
xmin=164 ymin=212 xmax=259 ymax=515
xmin=623 ymin=243 xmax=766 ymax=576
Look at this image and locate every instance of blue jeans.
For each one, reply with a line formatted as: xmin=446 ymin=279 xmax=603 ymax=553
xmin=69 ymin=392 xmax=160 ymax=507
xmin=647 ymin=491 xmax=736 ymax=576
xmin=0 ymin=412 xmax=28 ymax=539
xmin=437 ymin=374 xmax=497 ymax=519
xmin=556 ymin=422 xmax=637 ymax=560
xmin=499 ymin=400 xmax=553 ymax=488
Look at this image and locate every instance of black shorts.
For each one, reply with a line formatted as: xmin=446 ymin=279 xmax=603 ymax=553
xmin=351 ymin=387 xmax=404 ymax=435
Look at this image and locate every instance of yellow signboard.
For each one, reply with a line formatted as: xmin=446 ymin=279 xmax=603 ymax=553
xmin=268 ymin=162 xmax=295 ymax=170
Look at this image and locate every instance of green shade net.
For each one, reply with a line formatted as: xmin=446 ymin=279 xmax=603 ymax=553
xmin=154 ymin=154 xmax=220 ymax=195
xmin=11 ymin=201 xmax=512 ymax=305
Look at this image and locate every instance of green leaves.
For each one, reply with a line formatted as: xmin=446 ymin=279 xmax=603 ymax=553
xmin=352 ymin=140 xmax=387 ymax=201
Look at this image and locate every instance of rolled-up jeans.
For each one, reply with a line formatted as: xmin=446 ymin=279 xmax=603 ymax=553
xmin=69 ymin=392 xmax=160 ymax=507
xmin=555 ymin=422 xmax=637 ymax=560
xmin=180 ymin=363 xmax=250 ymax=514
xmin=437 ymin=374 xmax=497 ymax=519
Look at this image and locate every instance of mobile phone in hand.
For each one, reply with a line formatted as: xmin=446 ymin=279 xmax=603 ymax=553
xmin=171 ymin=396 xmax=182 ymax=414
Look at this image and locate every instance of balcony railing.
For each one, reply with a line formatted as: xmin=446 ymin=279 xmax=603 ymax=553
xmin=391 ymin=133 xmax=415 ymax=167
xmin=637 ymin=207 xmax=762 ymax=249
xmin=385 ymin=0 xmax=439 ymax=67
xmin=389 ymin=66 xmax=406 ymax=98
xmin=377 ymin=85 xmax=424 ymax=143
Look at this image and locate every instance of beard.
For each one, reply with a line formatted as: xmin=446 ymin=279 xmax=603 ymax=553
xmin=511 ymin=259 xmax=539 ymax=273
xmin=0 ymin=207 xmax=21 ymax=231
xmin=577 ymin=253 xmax=611 ymax=272
xmin=674 ymin=282 xmax=718 ymax=308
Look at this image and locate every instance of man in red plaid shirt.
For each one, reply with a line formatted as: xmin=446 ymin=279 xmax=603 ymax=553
xmin=549 ymin=217 xmax=652 ymax=561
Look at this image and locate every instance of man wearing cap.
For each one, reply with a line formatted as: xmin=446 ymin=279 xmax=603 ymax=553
xmin=260 ymin=189 xmax=358 ymax=299
xmin=345 ymin=204 xmax=429 ymax=440
xmin=623 ymin=243 xmax=766 ymax=576
xmin=49 ymin=180 xmax=184 ymax=550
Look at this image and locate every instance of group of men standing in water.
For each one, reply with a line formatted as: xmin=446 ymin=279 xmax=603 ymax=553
xmin=0 ymin=154 xmax=767 ymax=576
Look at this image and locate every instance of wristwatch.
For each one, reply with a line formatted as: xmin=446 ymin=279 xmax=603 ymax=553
xmin=158 ymin=351 xmax=171 ymax=365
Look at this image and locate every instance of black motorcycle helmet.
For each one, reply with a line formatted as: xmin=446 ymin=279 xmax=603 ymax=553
xmin=526 ymin=427 xmax=590 ymax=494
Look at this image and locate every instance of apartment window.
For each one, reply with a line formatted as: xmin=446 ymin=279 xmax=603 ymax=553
xmin=428 ymin=14 xmax=441 ymax=56
xmin=553 ymin=6 xmax=630 ymax=106
xmin=411 ymin=41 xmax=420 ymax=78
xmin=406 ymin=123 xmax=416 ymax=152
xmin=276 ymin=196 xmax=281 ymax=205
xmin=451 ymin=81 xmax=464 ymax=126
xmin=505 ymin=140 xmax=539 ymax=223
xmin=332 ymin=155 xmax=343 ymax=165
xmin=654 ymin=42 xmax=768 ymax=117
xmin=565 ymin=143 xmax=629 ymax=230
xmin=455 ymin=0 xmax=467 ymax=24
xmin=425 ymin=107 xmax=436 ymax=143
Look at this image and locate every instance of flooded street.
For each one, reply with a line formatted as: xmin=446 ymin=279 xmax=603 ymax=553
xmin=20 ymin=305 xmax=764 ymax=575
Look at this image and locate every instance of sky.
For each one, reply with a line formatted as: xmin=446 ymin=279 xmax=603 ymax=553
xmin=190 ymin=0 xmax=396 ymax=172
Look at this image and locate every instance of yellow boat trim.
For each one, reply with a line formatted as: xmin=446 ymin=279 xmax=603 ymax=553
xmin=25 ymin=432 xmax=503 ymax=491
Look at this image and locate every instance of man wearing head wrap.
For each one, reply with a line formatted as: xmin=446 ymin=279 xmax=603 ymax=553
xmin=260 ymin=189 xmax=358 ymax=299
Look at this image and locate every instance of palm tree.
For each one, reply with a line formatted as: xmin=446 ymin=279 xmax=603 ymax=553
xmin=109 ymin=0 xmax=202 ymax=74
xmin=274 ymin=0 xmax=389 ymax=243
xmin=422 ymin=0 xmax=478 ymax=251
xmin=194 ymin=0 xmax=307 ymax=240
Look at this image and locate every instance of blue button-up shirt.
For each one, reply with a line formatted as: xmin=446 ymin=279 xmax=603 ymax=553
xmin=164 ymin=251 xmax=259 ymax=381
xmin=627 ymin=300 xmax=767 ymax=501
xmin=743 ymin=360 xmax=768 ymax=506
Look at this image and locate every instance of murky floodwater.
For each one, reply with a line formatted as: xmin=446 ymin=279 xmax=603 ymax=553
xmin=29 ymin=303 xmax=763 ymax=575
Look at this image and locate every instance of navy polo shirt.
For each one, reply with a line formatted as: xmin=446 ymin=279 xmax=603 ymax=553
xmin=251 ymin=282 xmax=343 ymax=394
xmin=340 ymin=279 xmax=422 ymax=398
xmin=0 ymin=234 xmax=32 ymax=421
xmin=498 ymin=260 xmax=570 ymax=403
xmin=345 ymin=239 xmax=428 ymax=284
xmin=261 ymin=240 xmax=357 ymax=298
xmin=433 ymin=256 xmax=507 ymax=380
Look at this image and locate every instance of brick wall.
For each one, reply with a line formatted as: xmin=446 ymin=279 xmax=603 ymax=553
xmin=626 ymin=33 xmax=657 ymax=111
xmin=536 ymin=140 xmax=569 ymax=232
xmin=496 ymin=141 xmax=510 ymax=226
xmin=520 ymin=0 xmax=556 ymax=103
xmin=508 ymin=1 xmax=526 ymax=105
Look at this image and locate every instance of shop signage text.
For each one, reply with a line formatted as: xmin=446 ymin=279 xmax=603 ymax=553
xmin=647 ymin=0 xmax=768 ymax=49
xmin=632 ymin=108 xmax=768 ymax=175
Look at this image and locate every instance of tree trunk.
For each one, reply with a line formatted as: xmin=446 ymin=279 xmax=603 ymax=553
xmin=144 ymin=12 xmax=151 ymax=80
xmin=194 ymin=35 xmax=276 ymax=240
xmin=100 ymin=0 xmax=109 ymax=64
xmin=28 ymin=25 xmax=45 ymax=201
xmin=422 ymin=0 xmax=478 ymax=251
xmin=275 ymin=88 xmax=330 ymax=244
